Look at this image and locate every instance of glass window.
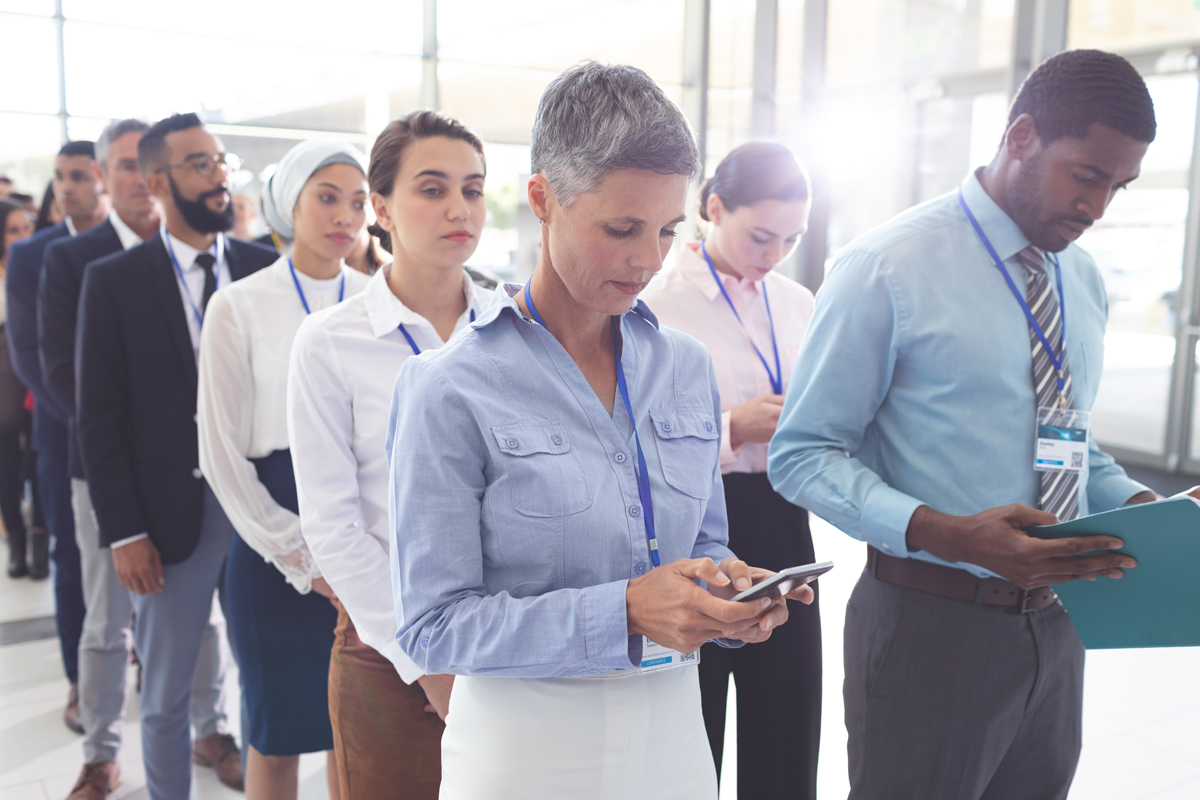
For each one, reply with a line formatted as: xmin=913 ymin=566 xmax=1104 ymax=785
xmin=0 ymin=16 xmax=60 ymax=115
xmin=707 ymin=0 xmax=756 ymax=167
xmin=1087 ymin=73 xmax=1196 ymax=455
xmin=0 ymin=113 xmax=64 ymax=203
xmin=60 ymin=1 xmax=422 ymax=56
xmin=774 ymin=0 xmax=806 ymax=146
xmin=1067 ymin=0 xmax=1200 ymax=52
xmin=0 ymin=2 xmax=54 ymax=13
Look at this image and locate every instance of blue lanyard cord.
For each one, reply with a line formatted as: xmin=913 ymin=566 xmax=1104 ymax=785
xmin=288 ymin=257 xmax=345 ymax=315
xmin=164 ymin=233 xmax=217 ymax=330
xmin=398 ymin=308 xmax=476 ymax=356
xmin=522 ymin=280 xmax=660 ymax=567
xmin=956 ymin=187 xmax=1067 ymax=395
xmin=699 ymin=240 xmax=783 ymax=395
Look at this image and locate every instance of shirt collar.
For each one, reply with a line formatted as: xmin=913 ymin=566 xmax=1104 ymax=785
xmin=363 ymin=265 xmax=485 ymax=339
xmin=108 ymin=212 xmax=144 ymax=251
xmin=161 ymin=227 xmax=225 ymax=271
xmin=959 ymin=169 xmax=1031 ymax=264
xmin=677 ymin=240 xmax=763 ymax=301
xmin=65 ymin=216 xmax=78 ymax=237
xmin=475 ymin=282 xmax=660 ymax=331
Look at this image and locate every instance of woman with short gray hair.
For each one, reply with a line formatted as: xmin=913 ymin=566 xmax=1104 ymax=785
xmin=388 ymin=62 xmax=813 ymax=799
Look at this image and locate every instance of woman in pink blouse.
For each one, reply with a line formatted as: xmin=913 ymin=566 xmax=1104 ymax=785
xmin=639 ymin=141 xmax=819 ymax=800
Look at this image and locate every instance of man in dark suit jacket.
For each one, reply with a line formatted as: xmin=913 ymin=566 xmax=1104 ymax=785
xmin=4 ymin=138 xmax=106 ymax=736
xmin=44 ymin=119 xmax=240 ymax=800
xmin=78 ymin=113 xmax=275 ymax=800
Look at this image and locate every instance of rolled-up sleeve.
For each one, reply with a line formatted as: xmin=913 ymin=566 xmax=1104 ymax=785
xmin=767 ymin=250 xmax=924 ymax=557
xmin=388 ymin=358 xmax=636 ymax=678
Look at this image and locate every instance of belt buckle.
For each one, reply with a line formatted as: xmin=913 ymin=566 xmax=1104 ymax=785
xmin=1017 ymin=588 xmax=1033 ymax=614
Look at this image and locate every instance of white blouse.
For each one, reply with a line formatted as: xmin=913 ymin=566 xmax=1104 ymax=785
xmin=197 ymin=255 xmax=370 ymax=592
xmin=287 ymin=266 xmax=493 ymax=683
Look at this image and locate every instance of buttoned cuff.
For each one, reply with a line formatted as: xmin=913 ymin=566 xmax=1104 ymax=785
xmin=719 ymin=409 xmax=740 ymax=467
xmin=378 ymin=639 xmax=424 ymax=685
xmin=1088 ymin=472 xmax=1151 ymax=514
xmin=584 ymin=579 xmax=638 ymax=671
xmin=110 ymin=533 xmax=149 ymax=549
xmin=859 ymin=485 xmax=925 ymax=558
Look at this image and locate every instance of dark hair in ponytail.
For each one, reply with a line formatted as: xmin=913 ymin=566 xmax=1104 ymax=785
xmin=698 ymin=141 xmax=809 ymax=222
xmin=367 ymin=109 xmax=486 ymax=253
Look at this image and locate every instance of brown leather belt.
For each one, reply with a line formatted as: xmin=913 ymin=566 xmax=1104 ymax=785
xmin=866 ymin=547 xmax=1058 ymax=614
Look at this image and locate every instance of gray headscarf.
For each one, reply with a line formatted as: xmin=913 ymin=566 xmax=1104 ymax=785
xmin=261 ymin=140 xmax=367 ymax=241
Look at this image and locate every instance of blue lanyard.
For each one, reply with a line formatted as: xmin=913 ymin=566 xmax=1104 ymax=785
xmin=164 ymin=233 xmax=218 ymax=329
xmin=956 ymin=187 xmax=1067 ymax=395
xmin=699 ymin=240 xmax=783 ymax=395
xmin=398 ymin=309 xmax=476 ymax=356
xmin=288 ymin=257 xmax=345 ymax=315
xmin=522 ymin=280 xmax=660 ymax=567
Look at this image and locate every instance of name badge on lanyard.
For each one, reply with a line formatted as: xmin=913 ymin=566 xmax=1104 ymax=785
xmin=956 ymin=187 xmax=1089 ymax=476
xmin=521 ymin=281 xmax=698 ymax=674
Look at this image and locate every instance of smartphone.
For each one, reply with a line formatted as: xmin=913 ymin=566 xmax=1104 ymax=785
xmin=730 ymin=561 xmax=834 ymax=603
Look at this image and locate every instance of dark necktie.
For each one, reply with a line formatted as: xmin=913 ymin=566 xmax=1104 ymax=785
xmin=195 ymin=253 xmax=217 ymax=314
xmin=1016 ymin=245 xmax=1079 ymax=522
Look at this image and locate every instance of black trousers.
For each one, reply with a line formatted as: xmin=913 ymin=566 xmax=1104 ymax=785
xmin=0 ymin=431 xmax=25 ymax=539
xmin=699 ymin=471 xmax=822 ymax=800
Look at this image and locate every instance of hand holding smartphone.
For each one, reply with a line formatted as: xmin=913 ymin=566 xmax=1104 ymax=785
xmin=730 ymin=561 xmax=834 ymax=602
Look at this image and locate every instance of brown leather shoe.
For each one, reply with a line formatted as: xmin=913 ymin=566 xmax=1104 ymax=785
xmin=193 ymin=733 xmax=244 ymax=791
xmin=63 ymin=683 xmax=84 ymax=734
xmin=65 ymin=761 xmax=121 ymax=799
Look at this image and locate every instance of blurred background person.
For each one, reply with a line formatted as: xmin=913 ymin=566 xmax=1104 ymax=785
xmin=199 ymin=139 xmax=371 ymax=800
xmin=288 ymin=110 xmax=493 ymax=799
xmin=0 ymin=198 xmax=34 ymax=578
xmin=0 ymin=176 xmax=13 ymax=201
xmin=641 ymin=141 xmax=820 ymax=800
xmin=35 ymin=180 xmax=64 ymax=231
xmin=6 ymin=139 xmax=105 ymax=739
xmin=231 ymin=191 xmax=263 ymax=242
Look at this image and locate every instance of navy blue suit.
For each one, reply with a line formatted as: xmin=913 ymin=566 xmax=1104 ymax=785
xmin=5 ymin=220 xmax=85 ymax=684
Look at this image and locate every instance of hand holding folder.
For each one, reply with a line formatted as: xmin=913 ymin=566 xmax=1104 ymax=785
xmin=1029 ymin=496 xmax=1200 ymax=649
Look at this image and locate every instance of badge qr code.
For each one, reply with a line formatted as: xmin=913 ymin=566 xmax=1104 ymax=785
xmin=1070 ymin=451 xmax=1084 ymax=469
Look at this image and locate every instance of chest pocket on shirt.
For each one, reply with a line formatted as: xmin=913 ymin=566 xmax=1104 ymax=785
xmin=649 ymin=407 xmax=719 ymax=499
xmin=493 ymin=421 xmax=593 ymax=518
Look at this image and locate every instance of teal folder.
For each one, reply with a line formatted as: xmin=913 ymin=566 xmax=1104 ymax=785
xmin=1029 ymin=497 xmax=1200 ymax=649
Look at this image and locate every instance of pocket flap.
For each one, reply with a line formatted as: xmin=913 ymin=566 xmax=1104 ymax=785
xmin=648 ymin=408 xmax=719 ymax=441
xmin=491 ymin=422 xmax=572 ymax=456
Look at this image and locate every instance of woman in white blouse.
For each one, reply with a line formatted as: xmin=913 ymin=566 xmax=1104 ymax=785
xmin=286 ymin=110 xmax=495 ymax=799
xmin=197 ymin=140 xmax=370 ymax=800
xmin=639 ymin=141 xmax=818 ymax=799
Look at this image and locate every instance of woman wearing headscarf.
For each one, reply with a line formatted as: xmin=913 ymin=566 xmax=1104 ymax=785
xmin=387 ymin=63 xmax=815 ymax=800
xmin=197 ymin=139 xmax=371 ymax=800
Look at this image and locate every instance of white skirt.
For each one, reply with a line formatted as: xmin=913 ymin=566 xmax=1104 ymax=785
xmin=439 ymin=665 xmax=717 ymax=800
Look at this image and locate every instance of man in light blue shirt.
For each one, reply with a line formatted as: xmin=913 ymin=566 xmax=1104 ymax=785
xmin=769 ymin=50 xmax=1158 ymax=798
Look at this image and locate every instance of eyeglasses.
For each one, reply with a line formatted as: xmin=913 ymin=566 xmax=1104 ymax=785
xmin=156 ymin=152 xmax=243 ymax=180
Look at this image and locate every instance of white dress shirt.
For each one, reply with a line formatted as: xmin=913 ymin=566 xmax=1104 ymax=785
xmin=287 ymin=266 xmax=492 ymax=683
xmin=162 ymin=228 xmax=232 ymax=362
xmin=198 ymin=255 xmax=369 ymax=592
xmin=108 ymin=211 xmax=145 ymax=251
xmin=640 ymin=242 xmax=815 ymax=474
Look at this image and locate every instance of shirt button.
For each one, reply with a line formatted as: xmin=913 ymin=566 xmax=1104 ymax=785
xmin=661 ymin=422 xmax=672 ymax=432
xmin=421 ymin=637 xmax=430 ymax=648
xmin=705 ymin=421 xmax=713 ymax=432
xmin=882 ymin=543 xmax=891 ymax=551
xmin=629 ymin=505 xmax=641 ymax=518
xmin=192 ymin=468 xmax=203 ymax=479
xmin=614 ymin=452 xmax=626 ymax=464
xmin=551 ymin=434 xmax=562 ymax=445
xmin=506 ymin=439 xmax=518 ymax=448
xmin=635 ymin=563 xmax=646 ymax=574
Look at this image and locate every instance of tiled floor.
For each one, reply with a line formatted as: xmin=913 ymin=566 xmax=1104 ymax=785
xmin=3 ymin=517 xmax=1199 ymax=800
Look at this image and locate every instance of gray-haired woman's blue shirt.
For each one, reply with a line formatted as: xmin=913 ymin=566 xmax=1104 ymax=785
xmin=386 ymin=283 xmax=734 ymax=678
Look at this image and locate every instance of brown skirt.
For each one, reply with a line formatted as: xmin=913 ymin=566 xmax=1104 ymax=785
xmin=328 ymin=600 xmax=444 ymax=799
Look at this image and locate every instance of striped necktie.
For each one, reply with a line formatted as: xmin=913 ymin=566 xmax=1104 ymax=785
xmin=1017 ymin=245 xmax=1079 ymax=522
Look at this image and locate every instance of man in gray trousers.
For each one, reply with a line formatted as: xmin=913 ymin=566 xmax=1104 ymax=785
xmin=768 ymin=50 xmax=1159 ymax=799
xmin=40 ymin=118 xmax=238 ymax=799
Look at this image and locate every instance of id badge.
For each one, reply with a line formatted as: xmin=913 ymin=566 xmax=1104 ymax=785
xmin=1034 ymin=407 xmax=1089 ymax=473
xmin=638 ymin=636 xmax=700 ymax=674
